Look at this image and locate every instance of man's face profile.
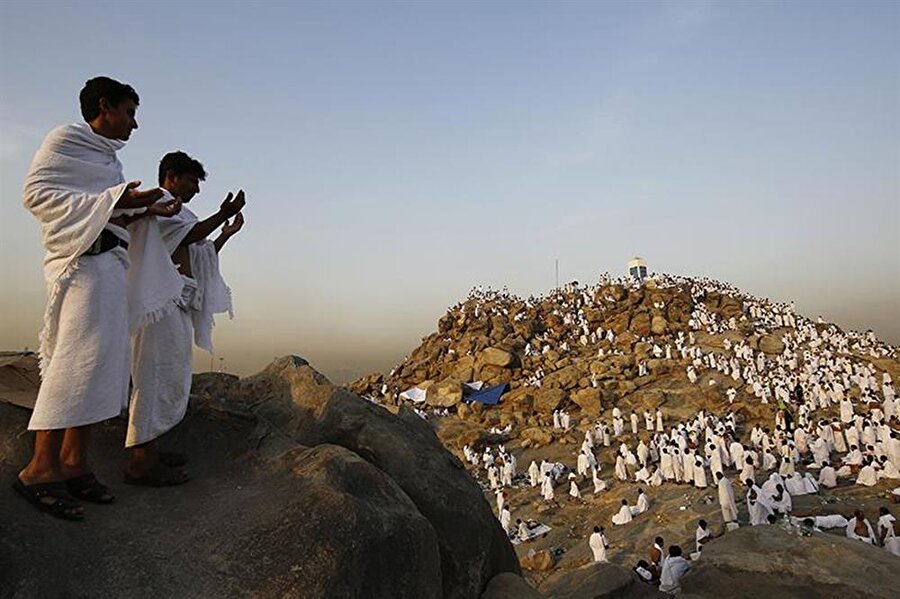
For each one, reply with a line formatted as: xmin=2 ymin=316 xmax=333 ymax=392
xmin=101 ymin=98 xmax=138 ymax=140
xmin=168 ymin=173 xmax=201 ymax=203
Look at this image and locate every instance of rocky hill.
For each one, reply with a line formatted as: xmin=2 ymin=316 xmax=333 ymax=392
xmin=349 ymin=276 xmax=898 ymax=443
xmin=344 ymin=274 xmax=899 ymax=596
xmin=350 ymin=278 xmax=742 ymax=407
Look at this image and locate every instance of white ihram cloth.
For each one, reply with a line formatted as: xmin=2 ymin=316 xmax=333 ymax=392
xmin=27 ymin=251 xmax=131 ymax=429
xmin=612 ymin=504 xmax=633 ymax=525
xmin=157 ymin=200 xmax=234 ymax=351
xmin=127 ymin=200 xmax=233 ymax=446
xmin=127 ymin=276 xmax=198 ymax=446
xmin=879 ymin=514 xmax=900 ymax=557
xmin=23 ymin=123 xmax=179 ymax=429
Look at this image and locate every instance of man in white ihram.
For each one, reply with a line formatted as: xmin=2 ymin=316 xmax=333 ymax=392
xmin=125 ymin=151 xmax=245 ymax=485
xmin=16 ymin=76 xmax=182 ymax=519
xmin=589 ymin=525 xmax=609 ymax=562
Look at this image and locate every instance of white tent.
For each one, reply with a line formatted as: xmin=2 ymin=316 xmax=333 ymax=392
xmin=399 ymin=387 xmax=427 ymax=403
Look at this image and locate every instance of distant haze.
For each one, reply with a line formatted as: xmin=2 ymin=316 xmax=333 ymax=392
xmin=1 ymin=1 xmax=897 ymax=384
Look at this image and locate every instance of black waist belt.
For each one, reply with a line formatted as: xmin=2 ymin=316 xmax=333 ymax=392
xmin=84 ymin=229 xmax=129 ymax=256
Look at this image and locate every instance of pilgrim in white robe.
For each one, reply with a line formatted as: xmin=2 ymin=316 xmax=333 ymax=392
xmin=846 ymin=516 xmax=876 ymax=545
xmin=747 ymin=487 xmax=772 ymax=525
xmin=878 ymin=514 xmax=899 ymax=556
xmin=818 ymin=465 xmax=838 ymax=488
xmin=528 ymin=461 xmax=540 ymax=487
xmin=612 ymin=502 xmax=633 ymax=525
xmin=577 ymin=452 xmax=590 ymax=477
xmin=718 ymin=475 xmax=738 ymax=522
xmin=541 ymin=475 xmax=555 ymax=501
xmin=695 ymin=525 xmax=710 ymax=553
xmin=128 ymin=205 xmax=234 ymax=443
xmin=23 ymin=122 xmax=181 ymax=431
xmin=693 ymin=461 xmax=708 ymax=489
xmin=768 ymin=488 xmax=792 ymax=514
xmin=499 ymin=507 xmax=511 ymax=533
xmin=856 ymin=464 xmax=878 ymax=487
xmin=630 ymin=491 xmax=649 ymax=516
xmin=659 ymin=555 xmax=690 ymax=594
xmin=783 ymin=472 xmax=809 ymax=496
xmin=568 ymin=475 xmax=581 ymax=499
xmin=592 ymin=468 xmax=607 ymax=493
xmin=682 ymin=451 xmax=695 ymax=484
xmin=589 ymin=531 xmax=609 ymax=562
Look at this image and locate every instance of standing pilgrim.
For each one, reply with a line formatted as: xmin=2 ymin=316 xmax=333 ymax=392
xmin=716 ymin=471 xmax=738 ymax=524
xmin=125 ymin=152 xmax=245 ymax=485
xmin=17 ymin=77 xmax=182 ymax=519
xmin=589 ymin=526 xmax=610 ymax=562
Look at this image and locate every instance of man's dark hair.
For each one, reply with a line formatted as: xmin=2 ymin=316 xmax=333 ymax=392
xmin=668 ymin=545 xmax=683 ymax=557
xmin=79 ymin=76 xmax=139 ymax=122
xmin=158 ymin=151 xmax=207 ymax=185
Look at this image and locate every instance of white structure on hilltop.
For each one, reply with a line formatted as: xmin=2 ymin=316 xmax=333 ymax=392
xmin=628 ymin=257 xmax=648 ymax=282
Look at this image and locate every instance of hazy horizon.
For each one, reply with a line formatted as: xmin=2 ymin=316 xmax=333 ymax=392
xmin=1 ymin=1 xmax=898 ymax=384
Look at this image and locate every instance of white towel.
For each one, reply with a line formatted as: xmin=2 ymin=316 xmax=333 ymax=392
xmin=155 ymin=200 xmax=234 ymax=352
xmin=190 ymin=239 xmax=233 ymax=353
xmin=125 ymin=214 xmax=184 ymax=331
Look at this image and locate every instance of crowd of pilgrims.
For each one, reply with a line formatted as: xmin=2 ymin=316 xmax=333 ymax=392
xmin=452 ymin=273 xmax=898 ymax=592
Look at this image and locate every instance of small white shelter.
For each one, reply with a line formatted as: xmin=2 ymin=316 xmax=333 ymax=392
xmin=627 ymin=257 xmax=648 ymax=282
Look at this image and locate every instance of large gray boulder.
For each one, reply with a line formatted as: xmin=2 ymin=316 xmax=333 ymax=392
xmin=480 ymin=572 xmax=545 ymax=599
xmin=680 ymin=525 xmax=899 ymax=599
xmin=538 ymin=562 xmax=667 ymax=599
xmin=236 ymin=356 xmax=521 ymax=599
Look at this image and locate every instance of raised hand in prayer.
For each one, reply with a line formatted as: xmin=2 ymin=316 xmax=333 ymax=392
xmin=116 ymin=181 xmax=163 ymax=210
xmin=214 ymin=210 xmax=244 ymax=253
xmin=219 ymin=189 xmax=246 ymax=218
xmin=221 ymin=212 xmax=244 ymax=236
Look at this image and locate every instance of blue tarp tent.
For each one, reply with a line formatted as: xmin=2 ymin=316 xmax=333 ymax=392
xmin=465 ymin=383 xmax=508 ymax=406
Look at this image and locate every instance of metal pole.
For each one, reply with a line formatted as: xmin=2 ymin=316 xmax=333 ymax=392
xmin=555 ymin=259 xmax=559 ymax=290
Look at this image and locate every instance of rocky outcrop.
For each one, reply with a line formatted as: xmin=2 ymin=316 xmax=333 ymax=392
xmin=480 ymin=573 xmax=546 ymax=599
xmin=0 ymin=355 xmax=518 ymax=599
xmin=235 ymin=356 xmax=520 ymax=599
xmin=520 ymin=549 xmax=556 ymax=571
xmin=680 ymin=525 xmax=899 ymax=599
xmin=757 ymin=335 xmax=785 ymax=355
xmin=538 ymin=562 xmax=666 ymax=599
xmin=427 ymin=377 xmax=465 ymax=407
xmin=0 ymin=351 xmax=39 ymax=409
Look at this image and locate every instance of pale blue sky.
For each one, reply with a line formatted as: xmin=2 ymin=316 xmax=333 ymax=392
xmin=1 ymin=1 xmax=898 ymax=382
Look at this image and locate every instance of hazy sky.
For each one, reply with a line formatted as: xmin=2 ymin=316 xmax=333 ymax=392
xmin=1 ymin=1 xmax=898 ymax=383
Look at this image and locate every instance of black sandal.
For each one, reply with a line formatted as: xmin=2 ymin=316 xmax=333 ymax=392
xmin=12 ymin=478 xmax=84 ymax=521
xmin=66 ymin=473 xmax=115 ymax=504
xmin=159 ymin=451 xmax=188 ymax=468
xmin=123 ymin=464 xmax=189 ymax=488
